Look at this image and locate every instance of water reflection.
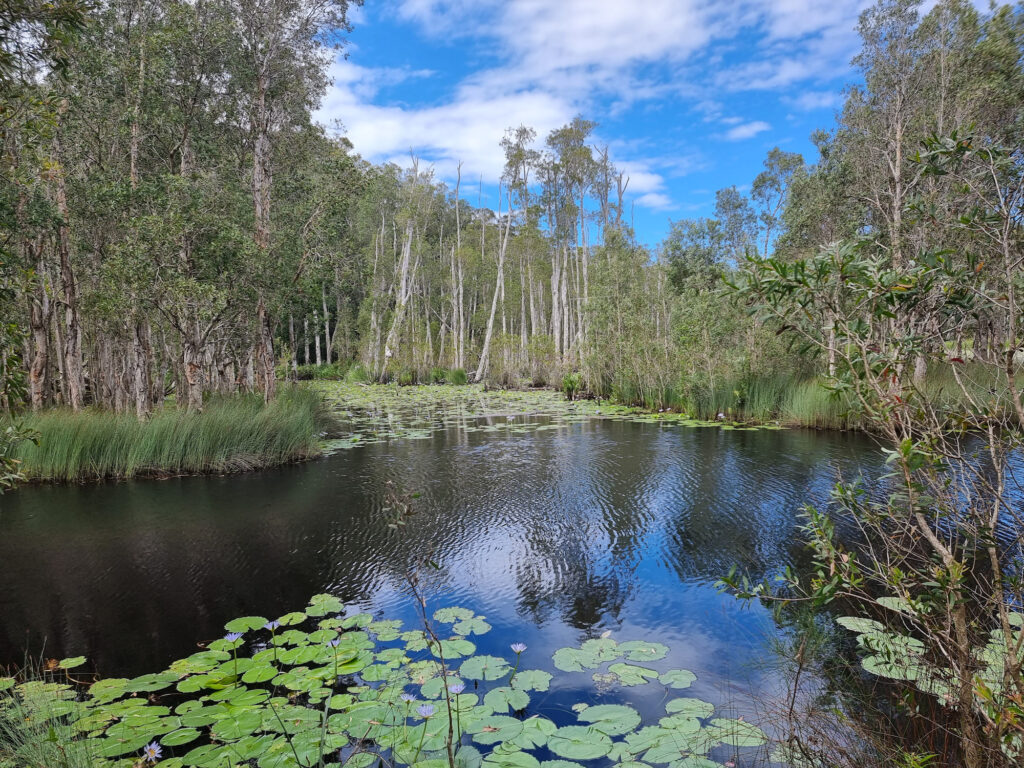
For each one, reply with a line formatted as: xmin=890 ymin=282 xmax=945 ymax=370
xmin=0 ymin=419 xmax=879 ymax=702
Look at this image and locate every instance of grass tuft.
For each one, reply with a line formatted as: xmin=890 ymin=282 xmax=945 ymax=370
xmin=6 ymin=387 xmax=328 ymax=482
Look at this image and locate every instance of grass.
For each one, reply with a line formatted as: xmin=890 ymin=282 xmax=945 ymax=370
xmin=0 ymin=665 xmax=97 ymax=768
xmin=6 ymin=387 xmax=329 ymax=482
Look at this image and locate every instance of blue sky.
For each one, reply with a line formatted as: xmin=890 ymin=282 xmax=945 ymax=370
xmin=315 ymin=0 xmax=881 ymax=245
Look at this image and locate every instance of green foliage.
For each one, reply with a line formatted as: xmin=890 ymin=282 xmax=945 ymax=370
xmin=560 ymin=373 xmax=582 ymax=401
xmin=345 ymin=364 xmax=371 ymax=384
xmin=7 ymin=388 xmax=328 ymax=481
xmin=294 ymin=363 xmax=348 ymax=381
xmin=447 ymin=368 xmax=468 ymax=386
xmin=429 ymin=367 xmax=447 ymax=384
xmin=0 ymin=596 xmax=768 ymax=768
xmin=397 ymin=368 xmax=418 ymax=387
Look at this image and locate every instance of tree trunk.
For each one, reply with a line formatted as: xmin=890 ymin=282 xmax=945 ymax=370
xmin=53 ymin=137 xmax=85 ymax=410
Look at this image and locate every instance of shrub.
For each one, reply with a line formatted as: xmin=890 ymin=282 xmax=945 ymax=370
xmin=345 ymin=363 xmax=370 ymax=384
xmin=429 ymin=367 xmax=447 ymax=384
xmin=561 ymin=372 xmax=583 ymax=401
xmin=447 ymin=368 xmax=468 ymax=385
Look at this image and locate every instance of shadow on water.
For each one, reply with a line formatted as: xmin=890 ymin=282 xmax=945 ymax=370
xmin=0 ymin=418 xmax=882 ymax=711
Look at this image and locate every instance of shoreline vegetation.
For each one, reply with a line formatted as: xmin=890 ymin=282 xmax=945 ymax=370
xmin=5 ymin=387 xmax=328 ymax=483
xmin=4 ymin=357 xmax=1014 ymax=485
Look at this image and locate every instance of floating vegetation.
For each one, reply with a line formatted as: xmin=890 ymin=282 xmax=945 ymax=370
xmin=315 ymin=383 xmax=775 ymax=453
xmin=0 ymin=595 xmax=767 ymax=767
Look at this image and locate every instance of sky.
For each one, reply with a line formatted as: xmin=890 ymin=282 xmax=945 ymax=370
xmin=314 ymin=0 xmax=880 ymax=246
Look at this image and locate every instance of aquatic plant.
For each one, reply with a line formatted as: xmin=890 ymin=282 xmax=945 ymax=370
xmin=0 ymin=595 xmax=768 ymax=768
xmin=7 ymin=387 xmax=328 ymax=482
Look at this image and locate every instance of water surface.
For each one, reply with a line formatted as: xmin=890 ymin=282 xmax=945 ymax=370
xmin=0 ymin=418 xmax=880 ymax=717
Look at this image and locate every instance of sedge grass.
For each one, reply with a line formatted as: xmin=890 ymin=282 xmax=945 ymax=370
xmin=7 ymin=387 xmax=328 ymax=483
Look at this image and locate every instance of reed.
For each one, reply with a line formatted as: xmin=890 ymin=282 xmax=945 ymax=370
xmin=7 ymin=387 xmax=327 ymax=482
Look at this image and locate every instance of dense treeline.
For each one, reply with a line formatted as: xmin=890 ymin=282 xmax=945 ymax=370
xmin=1 ymin=0 xmax=1022 ymax=423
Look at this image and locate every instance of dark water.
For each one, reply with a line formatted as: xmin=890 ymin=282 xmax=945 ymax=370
xmin=0 ymin=418 xmax=881 ymax=715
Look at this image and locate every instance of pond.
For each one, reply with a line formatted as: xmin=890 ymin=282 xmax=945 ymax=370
xmin=0 ymin=416 xmax=880 ymax=710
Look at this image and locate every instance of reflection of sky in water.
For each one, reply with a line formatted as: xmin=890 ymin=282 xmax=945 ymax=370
xmin=0 ymin=419 xmax=881 ymax=725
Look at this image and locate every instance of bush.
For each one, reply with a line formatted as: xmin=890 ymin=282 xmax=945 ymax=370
xmin=429 ymin=367 xmax=447 ymax=384
xmin=561 ymin=372 xmax=583 ymax=401
xmin=397 ymin=368 xmax=417 ymax=386
xmin=447 ymin=368 xmax=468 ymax=385
xmin=345 ymin=363 xmax=370 ymax=384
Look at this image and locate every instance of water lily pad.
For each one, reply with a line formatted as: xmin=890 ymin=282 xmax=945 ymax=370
xmin=431 ymin=637 xmax=476 ymax=659
xmin=307 ymin=594 xmax=344 ymax=617
xmin=704 ymin=717 xmax=767 ymax=747
xmin=484 ymin=686 xmax=530 ymax=713
xmin=511 ymin=669 xmax=551 ymax=692
xmin=664 ymin=698 xmax=714 ymax=718
xmin=224 ymin=616 xmax=268 ymax=633
xmin=547 ymin=726 xmax=613 ymax=760
xmin=577 ymin=704 xmax=641 ymax=735
xmin=434 ymin=607 xmax=475 ymax=623
xmin=658 ymin=669 xmax=696 ymax=689
xmin=161 ymin=728 xmax=201 ymax=747
xmin=58 ymin=656 xmax=87 ymax=670
xmin=453 ymin=617 xmax=492 ymax=636
xmin=461 ymin=655 xmax=512 ymax=681
xmin=468 ymin=715 xmax=524 ymax=745
xmin=508 ymin=716 xmax=556 ymax=749
xmin=617 ymin=641 xmax=668 ymax=662
xmin=606 ymin=663 xmax=658 ymax=686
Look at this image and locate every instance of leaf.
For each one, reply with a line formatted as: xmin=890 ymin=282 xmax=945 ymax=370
xmin=453 ymin=617 xmax=492 ymax=636
xmin=511 ymin=669 xmax=552 ymax=692
xmin=224 ymin=616 xmax=268 ymax=633
xmin=835 ymin=616 xmax=885 ymax=635
xmin=658 ymin=669 xmax=696 ymax=689
xmin=618 ymin=641 xmax=668 ymax=662
xmin=580 ymin=638 xmax=619 ymax=662
xmin=431 ymin=637 xmax=476 ymax=659
xmin=242 ymin=664 xmax=278 ymax=684
xmin=704 ymin=717 xmax=767 ymax=747
xmin=434 ymin=607 xmax=475 ymax=623
xmin=468 ymin=715 xmax=524 ymax=745
xmin=508 ymin=716 xmax=556 ymax=750
xmin=306 ymin=594 xmax=344 ymax=617
xmin=547 ymin=726 xmax=613 ymax=760
xmin=58 ymin=656 xmax=87 ymax=670
xmin=664 ymin=698 xmax=714 ymax=719
xmin=484 ymin=686 xmax=530 ymax=714
xmin=577 ymin=704 xmax=641 ymax=736
xmin=461 ymin=655 xmax=511 ymax=681
xmin=161 ymin=728 xmax=201 ymax=747
xmin=276 ymin=611 xmax=307 ymax=626
xmin=484 ymin=749 xmax=541 ymax=768
xmin=606 ymin=663 xmax=659 ymax=686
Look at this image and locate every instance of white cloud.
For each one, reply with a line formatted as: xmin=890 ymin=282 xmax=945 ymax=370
xmin=318 ymin=0 xmax=881 ymax=215
xmin=722 ymin=121 xmax=771 ymax=141
xmin=785 ymin=90 xmax=844 ymax=111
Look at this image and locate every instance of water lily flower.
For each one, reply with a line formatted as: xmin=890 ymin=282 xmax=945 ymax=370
xmin=328 ymin=638 xmax=341 ymax=648
xmin=264 ymin=620 xmax=280 ymax=631
xmin=448 ymin=682 xmax=465 ymax=695
xmin=142 ymin=741 xmax=162 ymax=763
xmin=224 ymin=632 xmax=243 ymax=643
xmin=510 ymin=643 xmax=527 ymax=654
xmin=417 ymin=704 xmax=435 ymax=718
xmin=401 ymin=693 xmax=416 ymax=703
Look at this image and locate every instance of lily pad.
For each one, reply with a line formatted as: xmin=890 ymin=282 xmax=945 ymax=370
xmin=547 ymin=726 xmax=613 ymax=760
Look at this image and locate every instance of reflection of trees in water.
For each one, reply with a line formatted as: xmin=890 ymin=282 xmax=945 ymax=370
xmin=0 ymin=422 xmax=882 ymax=676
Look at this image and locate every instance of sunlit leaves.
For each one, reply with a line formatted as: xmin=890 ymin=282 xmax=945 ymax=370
xmin=1 ymin=601 xmax=772 ymax=768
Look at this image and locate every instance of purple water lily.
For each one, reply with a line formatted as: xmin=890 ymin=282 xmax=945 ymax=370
xmin=510 ymin=643 xmax=527 ymax=654
xmin=224 ymin=632 xmax=243 ymax=643
xmin=417 ymin=704 xmax=435 ymax=718
xmin=328 ymin=638 xmax=341 ymax=648
xmin=401 ymin=693 xmax=416 ymax=703
xmin=142 ymin=741 xmax=162 ymax=763
xmin=448 ymin=682 xmax=465 ymax=695
xmin=264 ymin=620 xmax=280 ymax=631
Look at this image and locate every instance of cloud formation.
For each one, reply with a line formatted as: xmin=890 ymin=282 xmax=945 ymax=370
xmin=315 ymin=0 xmax=874 ymax=212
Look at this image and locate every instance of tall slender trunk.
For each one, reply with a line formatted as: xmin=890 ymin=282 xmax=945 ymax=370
xmin=321 ymin=284 xmax=331 ymax=365
xmin=474 ymin=188 xmax=511 ymax=381
xmin=53 ymin=135 xmax=85 ymax=409
xmin=252 ymin=71 xmax=276 ymax=401
xmin=314 ymin=309 xmax=322 ymax=365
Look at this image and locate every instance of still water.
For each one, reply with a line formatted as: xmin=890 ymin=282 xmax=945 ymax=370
xmin=0 ymin=418 xmax=881 ymax=714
